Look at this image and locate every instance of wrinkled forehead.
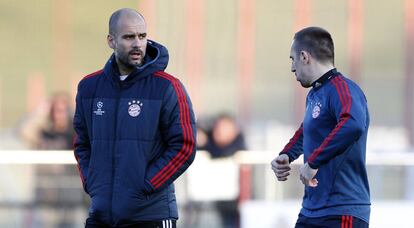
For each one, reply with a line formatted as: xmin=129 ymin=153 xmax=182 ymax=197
xmin=115 ymin=12 xmax=146 ymax=30
xmin=117 ymin=16 xmax=146 ymax=32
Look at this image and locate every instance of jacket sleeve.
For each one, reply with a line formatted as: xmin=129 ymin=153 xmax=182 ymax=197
xmin=307 ymin=79 xmax=367 ymax=169
xmin=143 ymin=80 xmax=196 ymax=193
xmin=73 ymin=86 xmax=91 ymax=194
xmin=279 ymin=123 xmax=304 ymax=163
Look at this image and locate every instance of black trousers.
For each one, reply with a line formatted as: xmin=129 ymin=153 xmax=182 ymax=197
xmin=85 ymin=218 xmax=176 ymax=228
xmin=295 ymin=214 xmax=368 ymax=228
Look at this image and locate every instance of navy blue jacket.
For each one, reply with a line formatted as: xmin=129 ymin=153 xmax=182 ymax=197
xmin=73 ymin=40 xmax=196 ymax=226
xmin=280 ymin=69 xmax=371 ymax=223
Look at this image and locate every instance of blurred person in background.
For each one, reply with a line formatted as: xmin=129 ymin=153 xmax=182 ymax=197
xmin=19 ymin=92 xmax=78 ymax=227
xmin=73 ymin=8 xmax=196 ymax=228
xmin=198 ymin=113 xmax=246 ymax=158
xmin=271 ymin=27 xmax=370 ymax=228
xmin=20 ymin=92 xmax=74 ymax=150
xmin=38 ymin=92 xmax=75 ymax=150
xmin=198 ymin=113 xmax=246 ymax=228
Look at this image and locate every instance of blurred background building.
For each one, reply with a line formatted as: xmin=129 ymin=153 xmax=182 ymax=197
xmin=0 ymin=0 xmax=413 ymax=227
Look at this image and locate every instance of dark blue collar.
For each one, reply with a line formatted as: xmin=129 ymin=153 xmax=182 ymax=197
xmin=312 ymin=68 xmax=338 ymax=88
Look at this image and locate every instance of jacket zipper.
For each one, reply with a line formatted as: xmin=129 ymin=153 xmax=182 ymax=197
xmin=110 ymin=87 xmax=120 ymax=224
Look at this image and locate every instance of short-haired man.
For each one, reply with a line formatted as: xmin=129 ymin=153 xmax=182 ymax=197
xmin=271 ymin=27 xmax=370 ymax=228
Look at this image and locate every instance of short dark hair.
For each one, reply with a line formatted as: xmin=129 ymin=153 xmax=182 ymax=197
xmin=109 ymin=8 xmax=145 ymax=36
xmin=293 ymin=27 xmax=334 ymax=64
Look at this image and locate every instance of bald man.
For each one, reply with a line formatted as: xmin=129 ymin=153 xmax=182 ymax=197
xmin=73 ymin=8 xmax=196 ymax=227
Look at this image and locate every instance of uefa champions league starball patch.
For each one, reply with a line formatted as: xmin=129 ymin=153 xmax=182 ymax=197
xmin=128 ymin=100 xmax=143 ymax=117
xmin=93 ymin=101 xmax=105 ymax=116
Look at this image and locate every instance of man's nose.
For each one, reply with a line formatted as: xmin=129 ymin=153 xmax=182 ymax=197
xmin=132 ymin=37 xmax=142 ymax=48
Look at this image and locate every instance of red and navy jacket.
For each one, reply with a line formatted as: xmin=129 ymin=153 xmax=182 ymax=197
xmin=280 ymin=69 xmax=371 ymax=223
xmin=73 ymin=40 xmax=196 ymax=225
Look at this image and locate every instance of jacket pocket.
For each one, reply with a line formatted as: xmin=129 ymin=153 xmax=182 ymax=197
xmin=129 ymin=188 xmax=150 ymax=200
xmin=86 ymin=168 xmax=98 ymax=196
xmin=117 ymin=141 xmax=148 ymax=198
xmin=87 ymin=141 xmax=112 ymax=197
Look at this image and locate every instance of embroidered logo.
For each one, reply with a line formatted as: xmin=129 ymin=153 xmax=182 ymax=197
xmin=312 ymin=102 xmax=322 ymax=119
xmin=93 ymin=101 xmax=105 ymax=116
xmin=128 ymin=100 xmax=143 ymax=117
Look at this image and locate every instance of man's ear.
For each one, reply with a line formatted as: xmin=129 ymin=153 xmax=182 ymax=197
xmin=300 ymin=51 xmax=310 ymax=64
xmin=107 ymin=34 xmax=115 ymax=49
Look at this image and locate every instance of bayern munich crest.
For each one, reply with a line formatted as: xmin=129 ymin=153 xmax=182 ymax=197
xmin=312 ymin=102 xmax=322 ymax=119
xmin=128 ymin=100 xmax=143 ymax=117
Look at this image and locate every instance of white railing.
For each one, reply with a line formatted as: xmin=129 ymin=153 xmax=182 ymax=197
xmin=2 ymin=150 xmax=414 ymax=165
xmin=1 ymin=150 xmax=414 ymax=228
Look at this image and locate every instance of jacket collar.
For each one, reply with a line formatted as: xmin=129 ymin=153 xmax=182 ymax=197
xmin=103 ymin=40 xmax=169 ymax=88
xmin=311 ymin=68 xmax=339 ymax=89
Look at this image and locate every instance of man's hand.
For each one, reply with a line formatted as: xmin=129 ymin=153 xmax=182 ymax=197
xmin=299 ymin=162 xmax=318 ymax=187
xmin=271 ymin=154 xmax=291 ymax=181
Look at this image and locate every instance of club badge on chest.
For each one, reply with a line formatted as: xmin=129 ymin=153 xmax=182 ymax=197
xmin=312 ymin=102 xmax=322 ymax=119
xmin=128 ymin=100 xmax=143 ymax=117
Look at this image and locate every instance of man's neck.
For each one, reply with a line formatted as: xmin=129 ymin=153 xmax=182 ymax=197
xmin=311 ymin=63 xmax=335 ymax=84
xmin=118 ymin=65 xmax=134 ymax=76
xmin=115 ymin=58 xmax=134 ymax=75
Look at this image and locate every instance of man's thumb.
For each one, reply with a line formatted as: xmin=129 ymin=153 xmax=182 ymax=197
xmin=276 ymin=155 xmax=288 ymax=164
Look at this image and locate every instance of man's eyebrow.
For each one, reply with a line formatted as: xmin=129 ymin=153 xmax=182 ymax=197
xmin=122 ymin=32 xmax=146 ymax=36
